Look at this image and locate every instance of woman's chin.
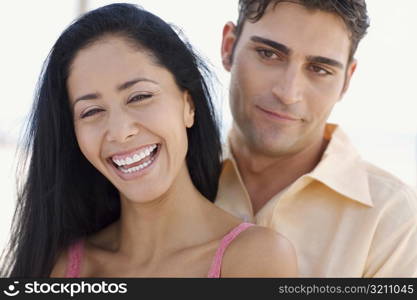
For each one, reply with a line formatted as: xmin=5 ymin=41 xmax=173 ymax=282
xmin=118 ymin=185 xmax=171 ymax=206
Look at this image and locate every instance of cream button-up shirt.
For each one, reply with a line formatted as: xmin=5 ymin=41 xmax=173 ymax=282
xmin=216 ymin=124 xmax=417 ymax=277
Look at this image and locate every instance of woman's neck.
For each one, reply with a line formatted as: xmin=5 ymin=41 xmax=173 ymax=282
xmin=96 ymin=165 xmax=219 ymax=264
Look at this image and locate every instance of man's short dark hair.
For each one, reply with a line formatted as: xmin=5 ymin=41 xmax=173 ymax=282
xmin=234 ymin=0 xmax=370 ymax=63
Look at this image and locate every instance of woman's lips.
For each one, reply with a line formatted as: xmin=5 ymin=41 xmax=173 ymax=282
xmin=108 ymin=144 xmax=161 ymax=181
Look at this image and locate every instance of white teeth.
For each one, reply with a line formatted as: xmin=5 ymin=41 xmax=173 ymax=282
xmin=120 ymin=158 xmax=153 ymax=174
xmin=112 ymin=144 xmax=158 ymax=167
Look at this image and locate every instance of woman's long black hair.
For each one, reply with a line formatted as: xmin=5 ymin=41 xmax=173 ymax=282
xmin=1 ymin=3 xmax=222 ymax=277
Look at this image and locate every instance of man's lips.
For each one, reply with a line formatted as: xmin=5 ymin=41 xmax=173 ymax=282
xmin=256 ymin=105 xmax=300 ymax=121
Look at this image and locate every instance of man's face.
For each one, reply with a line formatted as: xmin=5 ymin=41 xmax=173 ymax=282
xmin=222 ymin=2 xmax=356 ymax=157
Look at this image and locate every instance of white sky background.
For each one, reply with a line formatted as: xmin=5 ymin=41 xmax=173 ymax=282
xmin=0 ymin=1 xmax=416 ymax=249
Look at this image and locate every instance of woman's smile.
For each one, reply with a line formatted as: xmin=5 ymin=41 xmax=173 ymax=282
xmin=107 ymin=143 xmax=161 ymax=181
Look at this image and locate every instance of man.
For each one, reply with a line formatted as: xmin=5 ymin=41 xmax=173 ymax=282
xmin=216 ymin=0 xmax=417 ymax=277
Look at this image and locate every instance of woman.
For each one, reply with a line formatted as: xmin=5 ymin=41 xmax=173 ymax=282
xmin=2 ymin=3 xmax=297 ymax=277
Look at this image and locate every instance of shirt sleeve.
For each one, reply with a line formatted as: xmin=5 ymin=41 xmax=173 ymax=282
xmin=364 ymin=186 xmax=417 ymax=277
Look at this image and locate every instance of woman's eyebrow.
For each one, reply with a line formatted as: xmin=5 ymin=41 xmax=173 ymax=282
xmin=73 ymin=93 xmax=101 ymax=108
xmin=117 ymin=77 xmax=158 ymax=91
xmin=73 ymin=77 xmax=158 ymax=108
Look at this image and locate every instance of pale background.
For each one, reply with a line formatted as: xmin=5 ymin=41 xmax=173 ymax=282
xmin=0 ymin=0 xmax=416 ymax=252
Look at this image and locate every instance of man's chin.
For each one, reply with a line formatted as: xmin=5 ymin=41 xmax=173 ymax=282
xmin=248 ymin=135 xmax=299 ymax=157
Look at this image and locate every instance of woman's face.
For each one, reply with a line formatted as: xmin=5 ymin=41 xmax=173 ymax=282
xmin=67 ymin=36 xmax=195 ymax=203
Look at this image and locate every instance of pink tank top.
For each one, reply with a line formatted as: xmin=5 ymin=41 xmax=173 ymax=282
xmin=65 ymin=222 xmax=253 ymax=278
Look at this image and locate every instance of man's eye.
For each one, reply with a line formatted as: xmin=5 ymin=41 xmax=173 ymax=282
xmin=310 ymin=65 xmax=332 ymax=76
xmin=128 ymin=94 xmax=152 ymax=103
xmin=80 ymin=108 xmax=103 ymax=119
xmin=256 ymin=49 xmax=279 ymax=60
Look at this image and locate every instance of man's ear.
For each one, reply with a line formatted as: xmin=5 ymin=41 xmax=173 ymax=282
xmin=341 ymin=59 xmax=357 ymax=97
xmin=183 ymin=91 xmax=195 ymax=128
xmin=221 ymin=21 xmax=237 ymax=72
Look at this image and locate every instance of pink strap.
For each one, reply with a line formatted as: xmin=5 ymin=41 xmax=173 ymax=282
xmin=65 ymin=239 xmax=84 ymax=278
xmin=64 ymin=223 xmax=254 ymax=278
xmin=207 ymin=222 xmax=254 ymax=278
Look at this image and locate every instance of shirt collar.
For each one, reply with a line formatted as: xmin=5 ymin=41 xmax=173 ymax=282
xmin=307 ymin=124 xmax=373 ymax=207
xmin=222 ymin=123 xmax=373 ymax=208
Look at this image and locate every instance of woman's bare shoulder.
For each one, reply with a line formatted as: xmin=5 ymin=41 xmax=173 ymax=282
xmin=50 ymin=250 xmax=68 ymax=278
xmin=221 ymin=225 xmax=298 ymax=277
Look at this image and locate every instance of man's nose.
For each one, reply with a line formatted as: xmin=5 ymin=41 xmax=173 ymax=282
xmin=272 ymin=64 xmax=303 ymax=105
xmin=106 ymin=110 xmax=140 ymax=143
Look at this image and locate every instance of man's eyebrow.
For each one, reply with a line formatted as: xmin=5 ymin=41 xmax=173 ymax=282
xmin=307 ymin=56 xmax=344 ymax=69
xmin=73 ymin=77 xmax=158 ymax=107
xmin=249 ymin=35 xmax=344 ymax=69
xmin=250 ymin=35 xmax=291 ymax=55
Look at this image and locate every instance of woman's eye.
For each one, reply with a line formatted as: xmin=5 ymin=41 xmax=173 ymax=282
xmin=256 ymin=49 xmax=280 ymax=60
xmin=128 ymin=94 xmax=152 ymax=103
xmin=80 ymin=108 xmax=103 ymax=119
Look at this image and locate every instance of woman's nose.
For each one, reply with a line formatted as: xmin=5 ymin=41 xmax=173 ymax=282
xmin=105 ymin=111 xmax=140 ymax=143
